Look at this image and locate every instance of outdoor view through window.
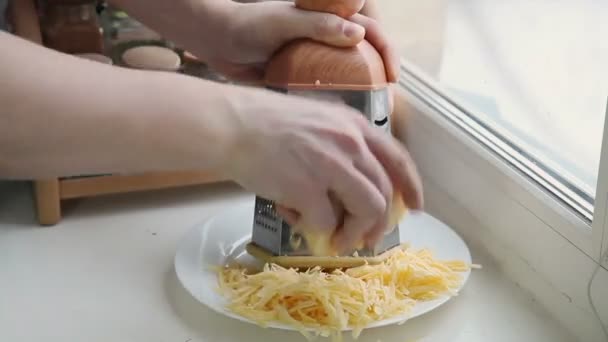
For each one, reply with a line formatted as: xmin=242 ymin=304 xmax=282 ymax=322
xmin=380 ymin=0 xmax=608 ymax=200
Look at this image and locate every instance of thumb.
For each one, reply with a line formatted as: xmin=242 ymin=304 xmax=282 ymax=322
xmin=281 ymin=7 xmax=366 ymax=47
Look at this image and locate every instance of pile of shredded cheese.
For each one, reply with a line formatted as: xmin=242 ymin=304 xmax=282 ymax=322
xmin=217 ymin=244 xmax=476 ymax=341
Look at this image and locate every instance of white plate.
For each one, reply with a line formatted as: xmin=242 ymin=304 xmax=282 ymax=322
xmin=174 ymin=199 xmax=472 ymax=332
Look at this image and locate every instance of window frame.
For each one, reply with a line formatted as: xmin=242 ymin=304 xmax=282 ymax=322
xmin=592 ymin=99 xmax=608 ymax=267
xmin=397 ymin=59 xmax=606 ymax=264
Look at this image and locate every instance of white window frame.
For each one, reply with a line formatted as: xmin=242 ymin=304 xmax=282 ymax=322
xmin=397 ymin=61 xmax=608 ymax=340
xmin=592 ymin=99 xmax=608 ymax=268
xmin=398 ymin=59 xmax=608 ymax=266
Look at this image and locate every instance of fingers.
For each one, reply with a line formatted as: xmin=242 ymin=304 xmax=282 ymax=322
xmin=288 ymin=192 xmax=339 ymax=236
xmin=362 ymin=125 xmax=424 ymax=210
xmin=275 ymin=204 xmax=300 ymax=226
xmin=349 ymin=14 xmax=401 ymax=82
xmin=352 ymin=147 xmax=393 ymax=248
xmin=364 ymin=191 xmax=400 ymax=248
xmin=364 ymin=221 xmax=389 ymax=249
xmin=329 ymin=162 xmax=387 ymax=254
xmin=279 ymin=193 xmax=343 ymax=255
xmin=279 ymin=5 xmax=366 ymax=47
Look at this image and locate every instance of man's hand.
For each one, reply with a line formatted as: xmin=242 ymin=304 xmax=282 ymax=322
xmin=109 ymin=0 xmax=399 ymax=83
xmin=225 ymin=88 xmax=423 ymax=254
xmin=208 ymin=1 xmax=400 ymax=82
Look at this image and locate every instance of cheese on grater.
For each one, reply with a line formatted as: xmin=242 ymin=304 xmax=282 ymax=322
xmin=297 ymin=190 xmax=407 ymax=257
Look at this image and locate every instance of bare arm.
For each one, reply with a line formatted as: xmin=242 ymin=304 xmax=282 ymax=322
xmin=107 ymin=0 xmax=234 ymax=64
xmin=0 ymin=1 xmax=421 ymax=249
xmin=0 ymin=32 xmax=240 ymax=179
xmin=108 ymin=0 xmax=400 ymax=82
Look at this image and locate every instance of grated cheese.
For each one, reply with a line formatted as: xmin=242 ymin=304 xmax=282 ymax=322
xmin=217 ymin=244 xmax=476 ymax=341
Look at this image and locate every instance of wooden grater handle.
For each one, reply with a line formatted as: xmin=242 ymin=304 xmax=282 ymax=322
xmin=266 ymin=0 xmax=387 ymax=90
xmin=295 ymin=0 xmax=365 ymax=18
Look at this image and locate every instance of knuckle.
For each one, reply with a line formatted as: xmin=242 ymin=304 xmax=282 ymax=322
xmin=315 ymin=146 xmax=341 ymax=169
xmin=364 ymin=192 xmax=386 ymax=218
xmin=314 ymin=14 xmax=341 ymax=38
xmin=337 ymin=131 xmax=364 ymax=155
xmin=366 ymin=19 xmax=381 ymax=36
xmin=317 ymin=125 xmax=365 ymax=156
xmin=371 ymin=199 xmax=387 ymax=217
xmin=306 ymin=201 xmax=338 ymax=229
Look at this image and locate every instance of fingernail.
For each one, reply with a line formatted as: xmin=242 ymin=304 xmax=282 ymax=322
xmin=344 ymin=23 xmax=364 ymax=38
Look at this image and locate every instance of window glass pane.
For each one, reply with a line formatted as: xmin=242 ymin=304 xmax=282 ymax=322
xmin=380 ymin=0 xmax=608 ymax=198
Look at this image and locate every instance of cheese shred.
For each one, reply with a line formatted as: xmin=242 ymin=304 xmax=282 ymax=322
xmin=217 ymin=244 xmax=476 ymax=341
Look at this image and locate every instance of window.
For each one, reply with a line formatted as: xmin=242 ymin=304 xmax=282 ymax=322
xmin=381 ymin=0 xmax=608 ymax=220
xmin=377 ymin=2 xmax=608 ymax=339
xmin=379 ymin=0 xmax=607 ymax=238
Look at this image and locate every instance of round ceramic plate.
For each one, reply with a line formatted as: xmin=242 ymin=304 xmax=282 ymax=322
xmin=174 ymin=198 xmax=472 ymax=331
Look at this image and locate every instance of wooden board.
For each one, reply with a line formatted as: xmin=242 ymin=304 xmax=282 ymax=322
xmin=59 ymin=171 xmax=226 ymax=199
xmin=34 ymin=180 xmax=61 ymax=225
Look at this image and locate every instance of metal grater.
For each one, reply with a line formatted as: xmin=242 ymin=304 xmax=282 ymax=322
xmin=251 ymin=88 xmax=401 ymax=257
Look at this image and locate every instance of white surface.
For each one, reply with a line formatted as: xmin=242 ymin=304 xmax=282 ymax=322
xmin=174 ymin=201 xmax=471 ymax=332
xmin=0 ymin=181 xmax=577 ymax=342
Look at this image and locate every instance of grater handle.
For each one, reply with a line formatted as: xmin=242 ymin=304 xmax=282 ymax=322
xmin=265 ymin=0 xmax=388 ymax=91
xmin=295 ymin=0 xmax=365 ymax=18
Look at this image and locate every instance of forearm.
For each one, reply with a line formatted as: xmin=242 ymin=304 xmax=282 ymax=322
xmin=0 ymin=32 xmax=238 ymax=179
xmin=108 ymin=0 xmax=234 ymax=61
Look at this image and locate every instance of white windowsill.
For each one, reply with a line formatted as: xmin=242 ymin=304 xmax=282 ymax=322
xmin=398 ymin=84 xmax=608 ymax=342
xmin=0 ymin=181 xmax=577 ymax=342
